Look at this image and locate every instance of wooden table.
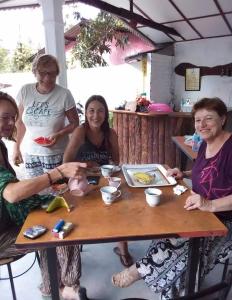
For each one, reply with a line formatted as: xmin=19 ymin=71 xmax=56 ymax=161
xmin=172 ymin=136 xmax=198 ymax=170
xmin=16 ymin=175 xmax=227 ymax=300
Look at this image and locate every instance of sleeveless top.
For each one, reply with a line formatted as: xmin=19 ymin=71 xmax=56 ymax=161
xmin=192 ymin=134 xmax=232 ymax=220
xmin=75 ymin=136 xmax=111 ymax=166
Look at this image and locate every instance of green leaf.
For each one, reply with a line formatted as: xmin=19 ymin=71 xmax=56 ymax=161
xmin=71 ymin=11 xmax=129 ymax=68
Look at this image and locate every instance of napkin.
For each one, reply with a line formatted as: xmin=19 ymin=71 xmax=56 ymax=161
xmin=173 ymin=185 xmax=188 ymax=195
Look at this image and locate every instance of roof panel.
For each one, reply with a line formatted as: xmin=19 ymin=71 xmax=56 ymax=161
xmin=173 ymin=0 xmax=218 ymax=18
xmin=191 ymin=15 xmax=231 ymax=37
xmin=134 ymin=0 xmax=182 ymax=23
xmin=218 ymin=0 xmax=232 ymax=12
xmin=227 ymin=13 xmax=232 ymax=27
xmin=139 ymin=27 xmax=174 ymax=43
xmin=171 ymin=21 xmax=200 ymax=40
xmin=99 ymin=0 xmax=129 ymax=10
xmin=0 ymin=0 xmax=38 ymax=8
xmin=0 ymin=0 xmax=231 ymax=44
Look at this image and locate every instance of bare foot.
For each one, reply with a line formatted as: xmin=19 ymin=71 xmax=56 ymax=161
xmin=62 ymin=286 xmax=80 ymax=300
xmin=112 ymin=264 xmax=140 ymax=288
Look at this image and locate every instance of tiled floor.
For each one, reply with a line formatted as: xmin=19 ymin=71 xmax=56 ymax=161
xmin=0 ymin=240 xmax=155 ymax=300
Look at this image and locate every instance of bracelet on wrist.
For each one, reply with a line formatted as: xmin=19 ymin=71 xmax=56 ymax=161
xmin=46 ymin=172 xmax=53 ymax=185
xmin=56 ymin=167 xmax=65 ymax=179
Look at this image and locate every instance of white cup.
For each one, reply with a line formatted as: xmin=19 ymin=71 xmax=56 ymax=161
xmin=100 ymin=186 xmax=121 ymax=205
xmin=144 ymin=188 xmax=162 ymax=207
xmin=101 ymin=165 xmax=114 ymax=177
xmin=108 ymin=177 xmax=121 ymax=188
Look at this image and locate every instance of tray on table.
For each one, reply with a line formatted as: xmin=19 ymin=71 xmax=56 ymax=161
xmin=122 ymin=164 xmax=177 ymax=188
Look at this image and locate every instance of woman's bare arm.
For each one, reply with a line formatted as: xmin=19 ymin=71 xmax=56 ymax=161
xmin=3 ymin=162 xmax=87 ymax=203
xmin=12 ymin=103 xmax=26 ymax=165
xmin=63 ymin=126 xmax=84 ymax=162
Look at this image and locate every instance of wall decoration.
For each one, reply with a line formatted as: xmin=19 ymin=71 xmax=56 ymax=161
xmin=185 ymin=68 xmax=201 ymax=91
xmin=175 ymin=62 xmax=232 ymax=77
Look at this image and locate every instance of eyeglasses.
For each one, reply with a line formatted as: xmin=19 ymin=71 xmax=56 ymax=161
xmin=37 ymin=70 xmax=57 ymax=77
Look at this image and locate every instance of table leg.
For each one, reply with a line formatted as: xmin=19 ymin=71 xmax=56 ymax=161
xmin=47 ymin=247 xmax=60 ymax=300
xmin=185 ymin=237 xmax=201 ymax=295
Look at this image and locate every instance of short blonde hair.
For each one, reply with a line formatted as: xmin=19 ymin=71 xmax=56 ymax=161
xmin=32 ymin=54 xmax=60 ymax=75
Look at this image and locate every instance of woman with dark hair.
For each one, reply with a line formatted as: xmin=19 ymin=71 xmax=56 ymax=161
xmin=64 ymin=95 xmax=133 ymax=267
xmin=112 ymin=97 xmax=232 ymax=299
xmin=0 ymin=91 xmax=87 ymax=300
xmin=63 ymin=94 xmax=118 ymax=168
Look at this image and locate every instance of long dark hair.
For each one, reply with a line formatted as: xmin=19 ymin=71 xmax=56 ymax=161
xmin=0 ymin=91 xmax=18 ymax=141
xmin=85 ymin=95 xmax=110 ymax=134
xmin=84 ymin=95 xmax=112 ymax=151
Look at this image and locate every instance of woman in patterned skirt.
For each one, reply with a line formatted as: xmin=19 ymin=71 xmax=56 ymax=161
xmin=112 ymin=97 xmax=232 ymax=299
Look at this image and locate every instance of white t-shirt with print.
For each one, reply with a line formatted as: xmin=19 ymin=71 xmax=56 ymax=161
xmin=17 ymin=83 xmax=76 ymax=156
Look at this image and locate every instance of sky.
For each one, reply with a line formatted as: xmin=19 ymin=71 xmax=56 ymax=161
xmin=0 ymin=3 xmax=99 ymax=51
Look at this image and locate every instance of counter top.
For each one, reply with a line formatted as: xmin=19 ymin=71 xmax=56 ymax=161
xmin=110 ymin=109 xmax=192 ymax=118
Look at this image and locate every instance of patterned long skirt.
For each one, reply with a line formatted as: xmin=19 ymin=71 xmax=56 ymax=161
xmin=0 ymin=226 xmax=31 ymax=258
xmin=136 ymin=219 xmax=232 ymax=299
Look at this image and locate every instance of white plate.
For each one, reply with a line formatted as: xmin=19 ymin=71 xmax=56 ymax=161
xmin=122 ymin=164 xmax=176 ymax=188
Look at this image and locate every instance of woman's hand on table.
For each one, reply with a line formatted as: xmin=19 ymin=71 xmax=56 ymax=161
xmin=184 ymin=191 xmax=213 ymax=212
xmin=166 ymin=167 xmax=184 ymax=179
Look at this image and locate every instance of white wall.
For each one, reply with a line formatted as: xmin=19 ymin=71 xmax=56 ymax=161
xmin=0 ymin=72 xmax=35 ymax=99
xmin=0 ymin=62 xmax=144 ymax=110
xmin=67 ymin=62 xmax=144 ymax=109
xmin=174 ymin=36 xmax=232 ymax=109
xmin=150 ymin=53 xmax=173 ymax=103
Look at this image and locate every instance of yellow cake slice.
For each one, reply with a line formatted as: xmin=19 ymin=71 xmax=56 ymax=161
xmin=133 ymin=172 xmax=153 ymax=184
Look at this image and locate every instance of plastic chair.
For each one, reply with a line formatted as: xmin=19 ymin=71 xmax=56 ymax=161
xmin=0 ymin=252 xmax=40 ymax=300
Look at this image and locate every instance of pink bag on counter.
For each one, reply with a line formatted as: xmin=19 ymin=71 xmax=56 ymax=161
xmin=148 ymin=103 xmax=173 ymax=112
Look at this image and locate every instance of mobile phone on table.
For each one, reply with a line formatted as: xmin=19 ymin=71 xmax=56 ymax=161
xmin=87 ymin=175 xmax=100 ymax=185
xmin=23 ymin=225 xmax=47 ymax=239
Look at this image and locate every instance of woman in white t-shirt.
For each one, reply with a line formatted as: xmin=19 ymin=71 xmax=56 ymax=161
xmin=13 ymin=54 xmax=79 ymax=178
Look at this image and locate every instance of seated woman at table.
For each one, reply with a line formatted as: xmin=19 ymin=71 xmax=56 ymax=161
xmin=0 ymin=91 xmax=87 ymax=300
xmin=63 ymin=94 xmax=133 ymax=267
xmin=112 ymin=97 xmax=232 ymax=299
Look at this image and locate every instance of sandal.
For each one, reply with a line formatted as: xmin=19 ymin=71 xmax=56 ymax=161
xmin=113 ymin=246 xmax=133 ymax=267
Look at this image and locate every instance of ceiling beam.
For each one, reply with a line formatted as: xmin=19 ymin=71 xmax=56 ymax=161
xmin=77 ymin=0 xmax=181 ymax=37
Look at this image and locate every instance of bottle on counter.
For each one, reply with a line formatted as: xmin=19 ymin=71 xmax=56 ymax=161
xmin=192 ymin=132 xmax=202 ymax=152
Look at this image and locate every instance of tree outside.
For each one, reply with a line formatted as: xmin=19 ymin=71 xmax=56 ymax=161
xmin=0 ymin=47 xmax=11 ymax=72
xmin=71 ymin=11 xmax=129 ymax=68
xmin=11 ymin=42 xmax=33 ymax=72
